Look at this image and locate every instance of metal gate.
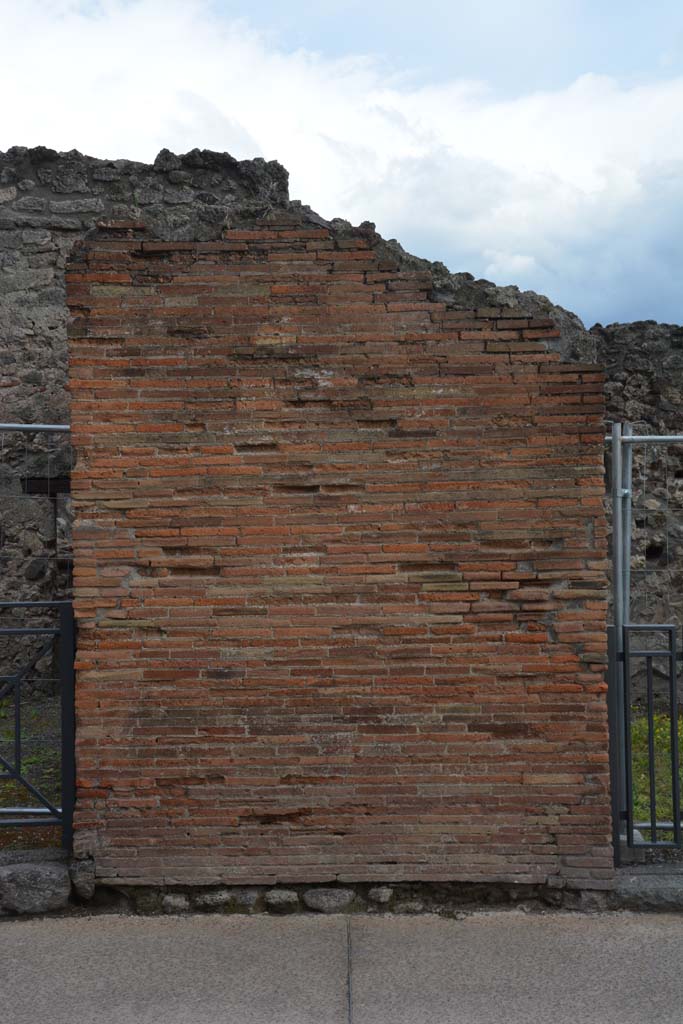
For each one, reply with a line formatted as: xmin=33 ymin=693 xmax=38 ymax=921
xmin=0 ymin=601 xmax=75 ymax=847
xmin=0 ymin=423 xmax=74 ymax=850
xmin=608 ymin=423 xmax=683 ymax=862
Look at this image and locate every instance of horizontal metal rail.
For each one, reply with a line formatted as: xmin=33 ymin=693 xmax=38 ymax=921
xmin=0 ymin=423 xmax=70 ymax=433
xmin=605 ymin=434 xmax=683 ymax=444
xmin=0 ymin=819 xmax=62 ymax=827
xmin=0 ymin=628 xmax=60 ymax=636
xmin=0 ymin=601 xmax=72 ymax=609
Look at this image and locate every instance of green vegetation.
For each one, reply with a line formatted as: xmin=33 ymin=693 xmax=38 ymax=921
xmin=631 ymin=711 xmax=683 ymax=838
xmin=0 ymin=696 xmax=62 ymax=849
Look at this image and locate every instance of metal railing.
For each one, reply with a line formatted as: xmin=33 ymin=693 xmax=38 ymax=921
xmin=608 ymin=424 xmax=683 ymax=860
xmin=0 ymin=601 xmax=75 ymax=848
xmin=609 ymin=624 xmax=682 ymax=852
xmin=0 ymin=422 xmax=75 ymax=849
xmin=0 ymin=424 xmax=70 ymax=433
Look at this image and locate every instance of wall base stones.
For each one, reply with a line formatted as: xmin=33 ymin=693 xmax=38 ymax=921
xmin=97 ymin=880 xmax=581 ymax=916
xmin=8 ymin=868 xmax=683 ymax=917
xmin=0 ymin=849 xmax=93 ymax=916
xmin=0 ymin=861 xmax=71 ymax=915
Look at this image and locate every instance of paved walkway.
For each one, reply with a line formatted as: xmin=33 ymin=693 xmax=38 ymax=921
xmin=2 ymin=910 xmax=683 ymax=1023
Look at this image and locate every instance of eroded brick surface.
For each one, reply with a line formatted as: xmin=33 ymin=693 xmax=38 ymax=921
xmin=67 ymin=220 xmax=612 ymax=889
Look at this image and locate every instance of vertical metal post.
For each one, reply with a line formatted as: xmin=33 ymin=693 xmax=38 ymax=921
xmin=613 ymin=423 xmax=624 ymax=635
xmin=607 ymin=626 xmax=622 ymax=865
xmin=622 ymin=423 xmax=633 ymax=624
xmin=611 ymin=423 xmax=627 ymax=842
xmin=13 ymin=674 xmax=21 ymax=776
xmin=646 ymin=655 xmax=657 ymax=843
xmin=668 ymin=627 xmax=681 ymax=846
xmin=59 ymin=603 xmax=76 ymax=852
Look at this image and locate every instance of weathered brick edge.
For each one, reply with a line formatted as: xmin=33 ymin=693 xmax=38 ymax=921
xmin=66 ymin=218 xmax=612 ymax=891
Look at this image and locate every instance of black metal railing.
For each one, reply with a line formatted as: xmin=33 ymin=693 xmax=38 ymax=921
xmin=609 ymin=623 xmax=682 ymax=859
xmin=0 ymin=601 xmax=75 ymax=849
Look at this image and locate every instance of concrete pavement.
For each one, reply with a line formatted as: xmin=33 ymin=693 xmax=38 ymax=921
xmin=2 ymin=910 xmax=683 ymax=1023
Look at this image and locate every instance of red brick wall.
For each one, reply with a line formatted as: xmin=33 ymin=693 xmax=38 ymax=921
xmin=67 ymin=220 xmax=613 ymax=889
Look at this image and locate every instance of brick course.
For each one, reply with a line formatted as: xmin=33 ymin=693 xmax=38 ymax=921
xmin=67 ymin=219 xmax=612 ymax=888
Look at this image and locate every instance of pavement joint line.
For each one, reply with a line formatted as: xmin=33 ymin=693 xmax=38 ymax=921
xmin=346 ymin=916 xmax=354 ymax=1024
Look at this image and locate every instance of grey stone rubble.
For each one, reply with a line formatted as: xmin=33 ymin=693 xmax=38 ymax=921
xmin=192 ymin=888 xmax=237 ymax=910
xmin=615 ymin=872 xmax=683 ymax=912
xmin=302 ymin=888 xmax=356 ymax=914
xmin=367 ymin=886 xmax=393 ymax=905
xmin=0 ymin=861 xmax=71 ymax=914
xmin=69 ymin=857 xmax=96 ymax=900
xmin=264 ymin=888 xmax=299 ymax=912
xmin=161 ymin=893 xmax=191 ymax=915
xmin=3 ymin=847 xmax=683 ymax=917
xmin=0 ymin=850 xmax=72 ymax=915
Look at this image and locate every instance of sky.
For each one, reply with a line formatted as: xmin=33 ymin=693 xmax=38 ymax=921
xmin=2 ymin=0 xmax=683 ymax=327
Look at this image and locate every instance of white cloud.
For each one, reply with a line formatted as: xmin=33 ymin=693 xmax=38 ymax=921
xmin=1 ymin=0 xmax=682 ymax=325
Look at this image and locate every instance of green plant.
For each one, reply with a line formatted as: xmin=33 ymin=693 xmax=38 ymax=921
xmin=631 ymin=710 xmax=683 ymax=838
xmin=0 ymin=695 xmax=62 ymax=850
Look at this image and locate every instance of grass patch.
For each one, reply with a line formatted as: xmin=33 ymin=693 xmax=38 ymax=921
xmin=631 ymin=711 xmax=683 ymax=837
xmin=0 ymin=695 xmax=62 ymax=850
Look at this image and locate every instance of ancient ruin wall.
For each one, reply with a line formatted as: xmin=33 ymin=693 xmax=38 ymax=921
xmin=1 ymin=147 xmax=681 ymax=625
xmin=593 ymin=322 xmax=683 ymax=628
xmin=0 ymin=147 xmax=289 ymax=623
xmin=67 ymin=220 xmax=611 ymax=889
xmin=0 ymin=146 xmax=288 ymax=424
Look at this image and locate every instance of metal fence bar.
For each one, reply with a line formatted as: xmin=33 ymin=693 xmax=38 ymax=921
xmin=607 ymin=626 xmax=623 ymax=865
xmin=611 ymin=424 xmax=629 ymax=842
xmin=622 ymin=423 xmax=633 ymax=623
xmin=0 ymin=601 xmax=72 ymax=609
xmin=13 ymin=674 xmax=21 ymax=778
xmin=612 ymin=423 xmax=624 ymax=637
xmin=0 ymin=818 xmax=62 ymax=827
xmin=0 ymin=423 xmax=70 ymax=433
xmin=59 ymin=603 xmax=76 ymax=851
xmin=646 ymin=655 xmax=657 ymax=843
xmin=622 ymin=626 xmax=635 ymax=846
xmin=0 ymin=628 xmax=60 ymax=636
xmin=0 ymin=806 xmax=56 ymax=814
xmin=669 ymin=627 xmax=682 ymax=846
xmin=606 ymin=435 xmax=683 ymax=444
xmin=0 ymin=753 xmax=62 ymax=818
